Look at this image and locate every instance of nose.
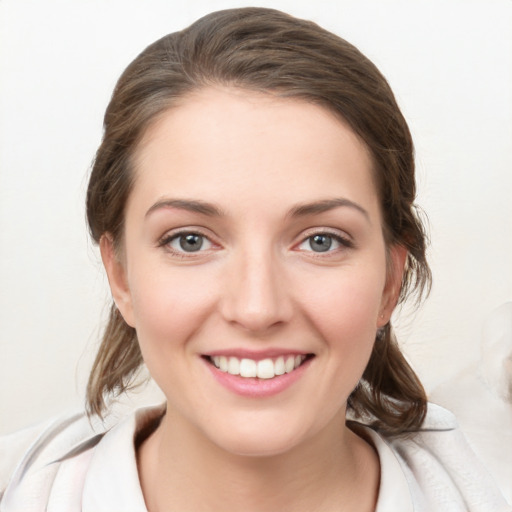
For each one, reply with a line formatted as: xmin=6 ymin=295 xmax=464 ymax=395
xmin=220 ymin=247 xmax=293 ymax=334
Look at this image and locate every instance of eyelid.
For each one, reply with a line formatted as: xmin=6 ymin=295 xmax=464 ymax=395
xmin=157 ymin=226 xmax=353 ymax=256
xmin=294 ymin=227 xmax=354 ymax=252
xmin=157 ymin=227 xmax=220 ymax=255
xmin=169 ymin=233 xmax=213 ymax=253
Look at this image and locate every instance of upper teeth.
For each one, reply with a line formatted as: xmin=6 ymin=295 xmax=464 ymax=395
xmin=211 ymin=355 xmax=306 ymax=379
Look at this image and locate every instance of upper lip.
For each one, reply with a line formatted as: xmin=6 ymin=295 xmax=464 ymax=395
xmin=203 ymin=349 xmax=312 ymax=361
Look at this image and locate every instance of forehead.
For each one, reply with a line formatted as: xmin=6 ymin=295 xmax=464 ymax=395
xmin=130 ymin=87 xmax=378 ymax=217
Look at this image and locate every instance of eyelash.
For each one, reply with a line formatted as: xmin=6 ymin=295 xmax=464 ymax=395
xmin=157 ymin=228 xmax=354 ymax=258
xmin=158 ymin=229 xmax=216 ymax=258
xmin=296 ymin=229 xmax=354 ymax=255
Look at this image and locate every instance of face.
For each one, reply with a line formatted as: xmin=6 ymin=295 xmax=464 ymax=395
xmin=103 ymin=87 xmax=405 ymax=456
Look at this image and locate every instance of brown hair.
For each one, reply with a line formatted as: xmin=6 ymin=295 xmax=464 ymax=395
xmin=86 ymin=7 xmax=431 ymax=434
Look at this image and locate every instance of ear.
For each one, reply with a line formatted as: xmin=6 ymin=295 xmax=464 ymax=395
xmin=377 ymin=244 xmax=408 ymax=327
xmin=99 ymin=234 xmax=136 ymax=327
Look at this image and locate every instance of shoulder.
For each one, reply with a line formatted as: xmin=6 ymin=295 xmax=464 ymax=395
xmin=375 ymin=403 xmax=511 ymax=511
xmin=0 ymin=410 xmax=105 ymax=509
xmin=0 ymin=405 xmax=163 ymax=511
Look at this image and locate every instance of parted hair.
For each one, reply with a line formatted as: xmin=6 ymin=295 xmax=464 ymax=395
xmin=86 ymin=7 xmax=431 ymax=434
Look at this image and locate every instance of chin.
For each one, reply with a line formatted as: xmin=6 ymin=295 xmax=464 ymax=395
xmin=201 ymin=415 xmax=314 ymax=458
xmin=207 ymin=414 xmax=336 ymax=458
xmin=215 ymin=432 xmax=305 ymax=458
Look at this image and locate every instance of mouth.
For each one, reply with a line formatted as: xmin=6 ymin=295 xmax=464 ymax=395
xmin=203 ymin=353 xmax=314 ymax=380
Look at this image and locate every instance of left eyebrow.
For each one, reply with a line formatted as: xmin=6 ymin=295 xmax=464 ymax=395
xmin=145 ymin=198 xmax=225 ymax=218
xmin=288 ymin=198 xmax=370 ymax=223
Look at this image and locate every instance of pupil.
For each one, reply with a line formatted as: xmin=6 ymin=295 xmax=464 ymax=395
xmin=311 ymin=234 xmax=331 ymax=252
xmin=179 ymin=234 xmax=203 ymax=252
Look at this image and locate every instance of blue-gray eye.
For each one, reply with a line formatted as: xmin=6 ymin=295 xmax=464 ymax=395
xmin=169 ymin=233 xmax=212 ymax=252
xmin=309 ymin=234 xmax=333 ymax=252
xmin=299 ymin=233 xmax=343 ymax=253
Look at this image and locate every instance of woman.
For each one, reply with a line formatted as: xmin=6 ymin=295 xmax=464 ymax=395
xmin=1 ymin=7 xmax=509 ymax=511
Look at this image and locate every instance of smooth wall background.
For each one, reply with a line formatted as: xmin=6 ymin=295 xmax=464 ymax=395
xmin=1 ymin=0 xmax=511 ymax=440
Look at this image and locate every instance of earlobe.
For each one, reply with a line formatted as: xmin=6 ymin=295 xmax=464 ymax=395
xmin=99 ymin=234 xmax=136 ymax=327
xmin=378 ymin=245 xmax=408 ymax=327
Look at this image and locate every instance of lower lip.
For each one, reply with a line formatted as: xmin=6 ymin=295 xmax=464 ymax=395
xmin=204 ymin=358 xmax=312 ymax=398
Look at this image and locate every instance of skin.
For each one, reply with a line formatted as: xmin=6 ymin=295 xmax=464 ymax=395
xmin=101 ymin=87 xmax=406 ymax=511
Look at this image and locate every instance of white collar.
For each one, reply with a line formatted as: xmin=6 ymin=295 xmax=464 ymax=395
xmin=362 ymin=427 xmax=414 ymax=512
xmin=78 ymin=404 xmax=414 ymax=512
xmin=81 ymin=405 xmax=164 ymax=512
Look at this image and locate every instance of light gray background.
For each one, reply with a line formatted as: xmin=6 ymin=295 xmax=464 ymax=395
xmin=1 ymin=0 xmax=511 ymax=452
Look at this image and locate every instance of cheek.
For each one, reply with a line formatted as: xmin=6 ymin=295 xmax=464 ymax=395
xmin=296 ymin=264 xmax=386 ymax=390
xmin=300 ymin=266 xmax=386 ymax=335
xmin=127 ymin=264 xmax=219 ymax=348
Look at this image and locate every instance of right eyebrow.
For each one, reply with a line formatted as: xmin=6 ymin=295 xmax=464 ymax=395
xmin=145 ymin=198 xmax=225 ymax=218
xmin=288 ymin=197 xmax=370 ymax=223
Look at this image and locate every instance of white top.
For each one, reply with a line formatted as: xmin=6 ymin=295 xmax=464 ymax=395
xmin=0 ymin=403 xmax=510 ymax=511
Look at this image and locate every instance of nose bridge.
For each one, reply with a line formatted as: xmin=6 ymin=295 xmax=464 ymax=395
xmin=222 ymin=239 xmax=291 ymax=332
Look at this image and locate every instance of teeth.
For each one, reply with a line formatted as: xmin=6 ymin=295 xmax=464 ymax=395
xmin=210 ymin=354 xmax=306 ymax=379
xmin=257 ymin=359 xmax=274 ymax=379
xmin=284 ymin=355 xmax=295 ymax=373
xmin=228 ymin=357 xmax=240 ymax=375
xmin=274 ymin=356 xmax=285 ymax=376
xmin=239 ymin=358 xmax=257 ymax=377
xmin=219 ymin=356 xmax=228 ymax=372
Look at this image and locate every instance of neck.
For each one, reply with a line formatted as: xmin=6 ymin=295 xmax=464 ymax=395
xmin=137 ymin=407 xmax=379 ymax=512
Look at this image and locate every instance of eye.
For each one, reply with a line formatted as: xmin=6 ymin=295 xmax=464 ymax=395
xmin=165 ymin=232 xmax=213 ymax=253
xmin=298 ymin=233 xmax=352 ymax=253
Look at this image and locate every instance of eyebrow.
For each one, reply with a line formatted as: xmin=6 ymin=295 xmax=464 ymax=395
xmin=145 ymin=197 xmax=369 ymax=222
xmin=288 ymin=198 xmax=370 ymax=222
xmin=145 ymin=199 xmax=224 ymax=218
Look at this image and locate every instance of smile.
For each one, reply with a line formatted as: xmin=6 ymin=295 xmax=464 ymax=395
xmin=208 ymin=354 xmax=309 ymax=379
